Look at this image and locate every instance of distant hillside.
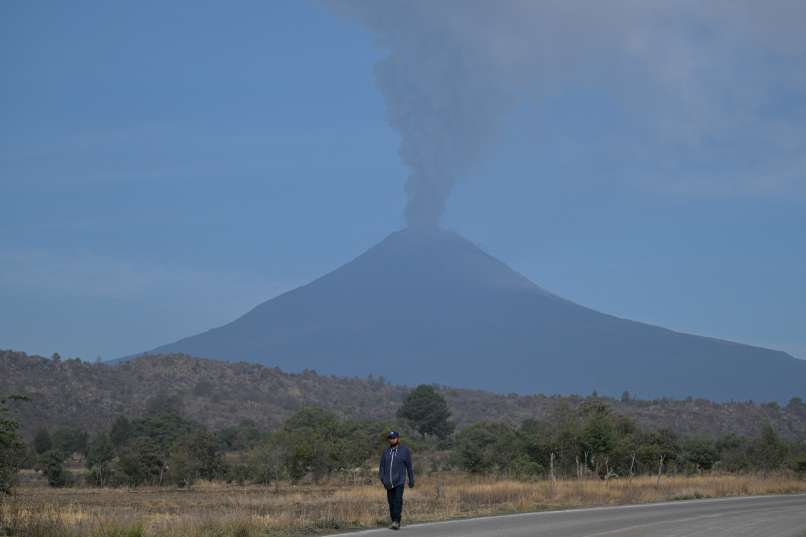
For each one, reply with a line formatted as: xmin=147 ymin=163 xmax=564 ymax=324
xmin=144 ymin=228 xmax=805 ymax=402
xmin=4 ymin=350 xmax=806 ymax=440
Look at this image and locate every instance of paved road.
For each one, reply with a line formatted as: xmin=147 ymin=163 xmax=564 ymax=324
xmin=344 ymin=494 xmax=806 ymax=537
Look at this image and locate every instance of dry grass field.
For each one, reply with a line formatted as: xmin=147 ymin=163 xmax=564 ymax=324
xmin=2 ymin=473 xmax=805 ymax=537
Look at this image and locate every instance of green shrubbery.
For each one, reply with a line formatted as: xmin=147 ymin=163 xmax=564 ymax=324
xmin=6 ymin=386 xmax=806 ymax=492
xmin=0 ymin=395 xmax=28 ymax=493
xmin=448 ymin=400 xmax=798 ymax=480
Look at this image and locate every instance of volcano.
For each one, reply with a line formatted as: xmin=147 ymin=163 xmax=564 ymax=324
xmin=146 ymin=228 xmax=804 ymax=401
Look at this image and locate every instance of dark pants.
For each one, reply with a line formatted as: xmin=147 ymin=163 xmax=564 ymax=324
xmin=386 ymin=484 xmax=405 ymax=522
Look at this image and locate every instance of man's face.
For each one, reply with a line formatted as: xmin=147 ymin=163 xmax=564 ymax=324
xmin=388 ymin=436 xmax=399 ymax=447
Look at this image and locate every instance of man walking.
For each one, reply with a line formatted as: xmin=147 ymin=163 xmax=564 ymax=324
xmin=379 ymin=431 xmax=414 ymax=530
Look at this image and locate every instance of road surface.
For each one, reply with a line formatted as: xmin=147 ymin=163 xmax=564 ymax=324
xmin=343 ymin=494 xmax=806 ymax=536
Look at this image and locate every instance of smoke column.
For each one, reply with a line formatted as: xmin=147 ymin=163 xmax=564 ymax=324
xmin=330 ymin=2 xmax=526 ymax=228
xmin=331 ymin=1 xmax=806 ymax=227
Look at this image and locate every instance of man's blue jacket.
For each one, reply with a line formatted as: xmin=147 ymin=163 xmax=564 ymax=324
xmin=379 ymin=444 xmax=414 ymax=489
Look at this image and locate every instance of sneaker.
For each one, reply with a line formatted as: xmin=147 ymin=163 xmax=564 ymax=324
xmin=391 ymin=521 xmax=400 ymax=530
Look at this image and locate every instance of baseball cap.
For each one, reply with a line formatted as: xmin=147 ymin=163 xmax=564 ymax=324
xmin=387 ymin=431 xmax=400 ymax=439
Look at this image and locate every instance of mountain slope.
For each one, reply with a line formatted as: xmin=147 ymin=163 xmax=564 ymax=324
xmin=147 ymin=228 xmax=804 ymax=401
xmin=5 ymin=350 xmax=806 ymax=439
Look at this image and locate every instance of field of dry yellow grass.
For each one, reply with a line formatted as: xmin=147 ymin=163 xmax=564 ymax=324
xmin=2 ymin=473 xmax=805 ymax=537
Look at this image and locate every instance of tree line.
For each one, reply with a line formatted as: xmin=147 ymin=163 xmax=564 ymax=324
xmin=3 ymin=385 xmax=806 ymax=493
xmin=452 ymin=399 xmax=799 ymax=480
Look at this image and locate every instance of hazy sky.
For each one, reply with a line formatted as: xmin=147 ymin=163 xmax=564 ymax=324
xmin=1 ymin=1 xmax=804 ymax=362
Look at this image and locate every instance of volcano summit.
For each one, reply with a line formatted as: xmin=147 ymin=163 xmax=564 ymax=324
xmin=146 ymin=229 xmax=804 ymax=401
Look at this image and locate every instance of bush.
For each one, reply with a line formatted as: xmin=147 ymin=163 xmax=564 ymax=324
xmin=681 ymin=437 xmax=719 ymax=472
xmin=791 ymin=454 xmax=806 ymax=475
xmin=50 ymin=427 xmax=89 ymax=458
xmin=225 ymin=462 xmax=253 ymax=485
xmin=116 ymin=438 xmax=165 ymax=487
xmin=42 ymin=450 xmax=68 ymax=487
xmin=452 ymin=422 xmax=523 ymax=474
xmin=32 ymin=427 xmax=53 ymax=455
xmin=509 ymin=453 xmax=543 ymax=480
xmin=168 ymin=431 xmax=223 ymax=487
xmin=1 ymin=395 xmax=29 ymax=493
xmin=86 ymin=432 xmax=115 ymax=486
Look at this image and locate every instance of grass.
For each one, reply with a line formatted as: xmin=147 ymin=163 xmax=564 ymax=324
xmin=2 ymin=473 xmax=805 ymax=536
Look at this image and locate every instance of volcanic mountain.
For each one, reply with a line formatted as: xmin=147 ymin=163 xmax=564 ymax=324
xmin=146 ymin=228 xmax=804 ymax=401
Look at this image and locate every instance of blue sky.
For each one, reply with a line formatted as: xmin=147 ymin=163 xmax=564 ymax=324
xmin=1 ymin=1 xmax=804 ymax=362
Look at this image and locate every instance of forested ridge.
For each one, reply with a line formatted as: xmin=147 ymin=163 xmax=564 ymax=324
xmin=3 ymin=350 xmax=806 ymax=440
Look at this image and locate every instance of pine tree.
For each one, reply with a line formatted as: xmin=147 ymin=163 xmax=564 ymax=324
xmin=397 ymin=385 xmax=454 ymax=439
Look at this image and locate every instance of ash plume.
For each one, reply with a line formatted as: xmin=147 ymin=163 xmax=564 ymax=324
xmin=331 ymin=1 xmax=806 ymax=227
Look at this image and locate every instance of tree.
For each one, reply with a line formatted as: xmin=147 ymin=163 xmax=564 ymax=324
xmin=681 ymin=437 xmax=719 ymax=472
xmin=792 ymin=454 xmax=806 ymax=477
xmin=578 ymin=404 xmax=617 ymax=477
xmin=753 ymin=424 xmax=788 ymax=475
xmin=42 ymin=450 xmax=67 ymax=487
xmin=167 ymin=441 xmax=196 ymax=488
xmin=332 ymin=419 xmax=385 ymax=470
xmin=715 ymin=433 xmax=751 ymax=472
xmin=609 ymin=415 xmax=640 ymax=477
xmin=110 ymin=415 xmax=133 ymax=447
xmin=116 ymin=438 xmax=165 ymax=487
xmin=168 ymin=431 xmax=223 ymax=487
xmin=145 ymin=392 xmax=184 ymax=417
xmin=51 ymin=427 xmax=88 ymax=458
xmin=519 ymin=419 xmax=553 ymax=476
xmin=111 ymin=412 xmax=203 ymax=486
xmin=249 ymin=434 xmax=288 ymax=485
xmin=284 ymin=407 xmax=340 ymax=434
xmin=193 ymin=380 xmax=215 ymax=398
xmin=636 ymin=429 xmax=679 ymax=475
xmin=33 ymin=427 xmax=53 ymax=455
xmin=217 ymin=419 xmax=262 ymax=452
xmin=787 ymin=397 xmax=804 ymax=412
xmin=86 ymin=432 xmax=115 ymax=486
xmin=545 ymin=401 xmax=583 ymax=477
xmin=282 ymin=408 xmax=341 ymax=481
xmin=397 ymin=385 xmax=454 ymax=439
xmin=274 ymin=408 xmax=380 ymax=482
xmin=0 ymin=395 xmax=28 ymax=494
xmin=131 ymin=412 xmax=200 ymax=456
xmin=452 ymin=422 xmax=523 ymax=474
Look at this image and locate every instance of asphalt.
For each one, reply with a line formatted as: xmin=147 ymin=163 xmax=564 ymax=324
xmin=342 ymin=494 xmax=806 ymax=537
